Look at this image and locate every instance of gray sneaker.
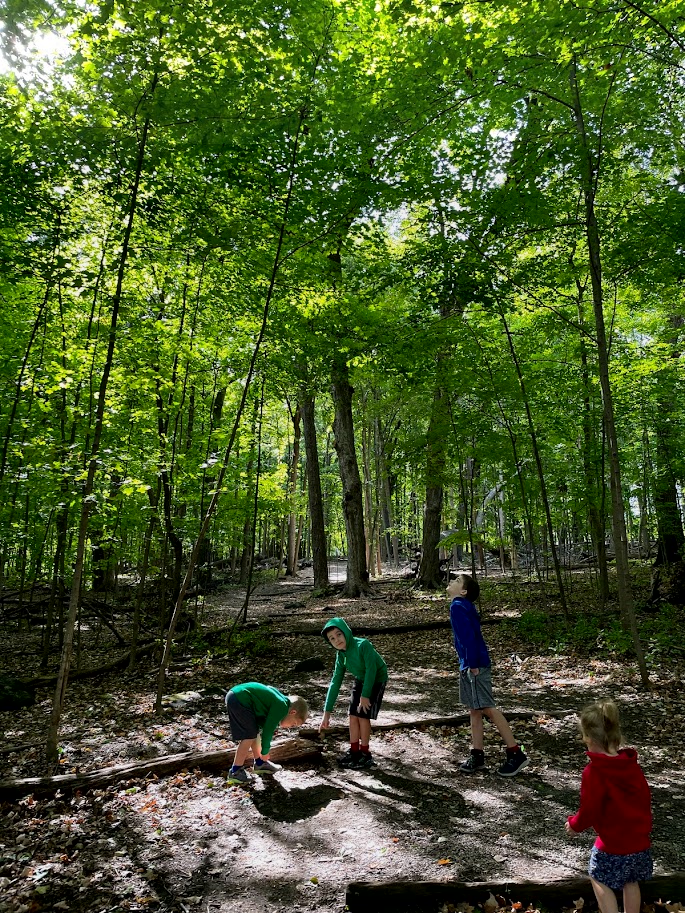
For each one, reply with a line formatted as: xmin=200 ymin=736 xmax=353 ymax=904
xmin=254 ymin=758 xmax=282 ymax=775
xmin=227 ymin=767 xmax=250 ymax=784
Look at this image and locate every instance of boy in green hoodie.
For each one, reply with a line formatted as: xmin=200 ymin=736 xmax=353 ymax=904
xmin=225 ymin=682 xmax=308 ymax=784
xmin=319 ymin=617 xmax=388 ymax=769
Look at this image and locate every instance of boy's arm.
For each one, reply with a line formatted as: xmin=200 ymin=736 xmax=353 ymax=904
xmin=260 ymin=695 xmax=290 ymax=756
xmin=450 ymin=603 xmax=479 ymax=668
xmin=323 ymin=653 xmax=346 ymax=712
xmin=359 ymin=641 xmax=385 ymax=699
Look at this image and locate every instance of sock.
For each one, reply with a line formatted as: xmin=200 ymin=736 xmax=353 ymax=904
xmin=350 ymin=741 xmax=360 ymax=754
xmin=255 ymin=758 xmax=264 ymax=767
xmin=506 ymin=745 xmax=520 ymax=755
xmin=471 ymin=748 xmax=485 ymax=756
xmin=360 ymin=743 xmax=370 ymax=755
xmin=230 ymin=764 xmax=243 ymax=773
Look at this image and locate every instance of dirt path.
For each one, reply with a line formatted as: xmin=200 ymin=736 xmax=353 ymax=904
xmin=1 ymin=573 xmax=684 ymax=913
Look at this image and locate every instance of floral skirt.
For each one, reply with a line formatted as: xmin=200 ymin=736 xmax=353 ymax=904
xmin=588 ymin=846 xmax=653 ymax=890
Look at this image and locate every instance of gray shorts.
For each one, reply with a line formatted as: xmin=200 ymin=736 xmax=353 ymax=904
xmin=225 ymin=690 xmax=258 ymax=742
xmin=459 ymin=666 xmax=494 ymax=709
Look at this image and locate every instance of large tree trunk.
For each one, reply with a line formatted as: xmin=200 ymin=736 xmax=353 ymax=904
xmin=301 ymin=394 xmax=329 ymax=591
xmin=576 ymin=287 xmax=610 ymax=602
xmin=331 ymin=357 xmax=369 ymax=597
xmin=569 ymin=57 xmax=648 ymax=685
xmin=652 ymin=315 xmax=685 ymax=570
xmin=286 ymin=404 xmax=302 ymax=575
xmin=418 ymin=387 xmax=448 ymax=589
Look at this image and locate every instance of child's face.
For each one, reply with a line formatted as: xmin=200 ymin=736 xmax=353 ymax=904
xmin=281 ymin=710 xmax=306 ymax=729
xmin=326 ymin=627 xmax=347 ymax=651
xmin=446 ymin=577 xmax=468 ymax=599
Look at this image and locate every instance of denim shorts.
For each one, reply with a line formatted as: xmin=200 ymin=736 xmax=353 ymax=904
xmin=588 ymin=846 xmax=653 ymax=890
xmin=459 ymin=666 xmax=494 ymax=709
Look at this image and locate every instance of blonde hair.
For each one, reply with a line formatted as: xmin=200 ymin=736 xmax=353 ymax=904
xmin=289 ymin=695 xmax=309 ymax=723
xmin=579 ymin=698 xmax=623 ymax=752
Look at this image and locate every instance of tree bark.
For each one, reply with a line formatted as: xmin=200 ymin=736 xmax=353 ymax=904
xmin=569 ymin=57 xmax=648 ymax=684
xmin=301 ymin=394 xmax=329 ymax=591
xmin=286 ymin=404 xmax=302 ymax=575
xmin=331 ymin=356 xmax=369 ymax=596
xmin=418 ymin=386 xmax=448 ymax=589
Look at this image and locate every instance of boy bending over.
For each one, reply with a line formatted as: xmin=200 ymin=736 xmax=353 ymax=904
xmin=225 ymin=681 xmax=308 ymax=784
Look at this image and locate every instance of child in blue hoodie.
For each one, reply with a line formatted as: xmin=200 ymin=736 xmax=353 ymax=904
xmin=319 ymin=616 xmax=388 ymax=769
xmin=448 ymin=573 xmax=528 ymax=776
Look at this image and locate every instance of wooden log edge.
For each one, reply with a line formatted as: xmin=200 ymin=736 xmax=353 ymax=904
xmin=346 ymin=873 xmax=685 ymax=913
xmin=0 ymin=737 xmax=322 ymax=800
xmin=299 ymin=709 xmax=568 ymax=740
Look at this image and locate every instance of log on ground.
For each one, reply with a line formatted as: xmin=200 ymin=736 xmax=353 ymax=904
xmin=299 ymin=709 xmax=556 ymax=740
xmin=346 ymin=873 xmax=685 ymax=913
xmin=0 ymin=737 xmax=321 ymax=800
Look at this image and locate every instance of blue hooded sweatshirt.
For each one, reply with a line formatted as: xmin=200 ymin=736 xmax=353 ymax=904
xmin=449 ymin=597 xmax=490 ymax=670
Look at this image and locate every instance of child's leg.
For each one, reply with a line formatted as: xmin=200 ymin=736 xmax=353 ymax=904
xmin=253 ymin=734 xmax=264 ymax=760
xmin=470 ymin=709 xmax=485 ymax=750
xmin=591 ymin=879 xmax=619 ymax=913
xmin=483 ymin=707 xmax=517 ymax=749
xmin=623 ymin=882 xmax=641 ymax=913
xmin=233 ymin=738 xmax=258 ymax=767
xmin=358 ymin=717 xmax=372 ymax=748
xmin=349 ymin=715 xmax=361 ymax=745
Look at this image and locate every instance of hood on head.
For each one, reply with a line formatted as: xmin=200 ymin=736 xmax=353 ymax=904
xmin=322 ymin=616 xmax=353 ymax=648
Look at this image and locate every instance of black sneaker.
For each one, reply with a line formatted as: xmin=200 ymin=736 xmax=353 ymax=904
xmin=338 ymin=750 xmax=362 ymax=768
xmin=355 ymin=753 xmax=375 ymax=769
xmin=460 ymin=749 xmax=486 ymax=773
xmin=497 ymin=747 xmax=529 ymax=777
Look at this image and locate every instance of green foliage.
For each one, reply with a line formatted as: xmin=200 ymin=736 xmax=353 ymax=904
xmin=192 ymin=626 xmax=272 ymax=662
xmin=513 ymin=603 xmax=685 ymax=662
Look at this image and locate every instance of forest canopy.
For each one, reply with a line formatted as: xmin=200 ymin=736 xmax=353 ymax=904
xmin=1 ymin=0 xmax=684 ymax=702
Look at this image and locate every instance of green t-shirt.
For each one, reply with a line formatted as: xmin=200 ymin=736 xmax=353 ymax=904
xmin=231 ymin=682 xmax=290 ymax=755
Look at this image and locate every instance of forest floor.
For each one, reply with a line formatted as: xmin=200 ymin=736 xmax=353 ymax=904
xmin=2 ymin=564 xmax=685 ymax=913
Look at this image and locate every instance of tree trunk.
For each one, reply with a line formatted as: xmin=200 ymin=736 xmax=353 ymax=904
xmin=331 ymin=356 xmax=369 ymax=597
xmin=418 ymin=385 xmax=448 ymax=589
xmin=569 ymin=57 xmax=648 ymax=685
xmin=301 ymin=394 xmax=329 ymax=591
xmin=286 ymin=405 xmax=302 ymax=576
xmin=46 ymin=98 xmax=157 ymax=765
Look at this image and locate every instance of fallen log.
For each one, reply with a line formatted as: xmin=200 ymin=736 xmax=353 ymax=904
xmin=0 ymin=737 xmax=321 ymax=800
xmin=346 ymin=873 xmax=685 ymax=913
xmin=299 ymin=709 xmax=561 ymax=740
xmin=251 ymin=617 xmax=505 ymax=637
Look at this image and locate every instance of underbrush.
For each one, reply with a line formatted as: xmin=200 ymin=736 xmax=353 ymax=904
xmin=509 ymin=603 xmax=684 ymax=662
xmin=190 ymin=625 xmax=273 ymax=663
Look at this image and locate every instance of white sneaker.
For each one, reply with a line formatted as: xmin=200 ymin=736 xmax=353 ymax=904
xmin=254 ymin=758 xmax=282 ymax=774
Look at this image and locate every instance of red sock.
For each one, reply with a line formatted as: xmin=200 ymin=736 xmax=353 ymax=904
xmin=360 ymin=743 xmax=370 ymax=754
xmin=350 ymin=741 xmax=360 ymax=753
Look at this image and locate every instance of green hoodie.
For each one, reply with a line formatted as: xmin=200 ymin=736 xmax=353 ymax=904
xmin=230 ymin=682 xmax=290 ymax=755
xmin=322 ymin=617 xmax=388 ymax=713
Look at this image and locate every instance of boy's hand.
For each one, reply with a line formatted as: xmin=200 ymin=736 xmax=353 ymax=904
xmin=565 ymin=821 xmax=575 ymax=835
xmin=358 ymin=696 xmax=371 ymax=713
xmin=319 ymin=712 xmax=331 ymax=732
xmin=470 ymin=668 xmax=480 ymax=676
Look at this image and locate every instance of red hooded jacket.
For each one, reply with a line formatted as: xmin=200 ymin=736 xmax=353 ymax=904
xmin=567 ymin=748 xmax=652 ymax=855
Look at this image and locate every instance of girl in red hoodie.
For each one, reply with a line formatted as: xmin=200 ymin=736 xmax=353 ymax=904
xmin=566 ymin=699 xmax=652 ymax=913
